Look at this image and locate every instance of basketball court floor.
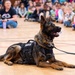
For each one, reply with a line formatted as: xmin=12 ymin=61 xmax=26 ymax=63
xmin=0 ymin=18 xmax=75 ymax=75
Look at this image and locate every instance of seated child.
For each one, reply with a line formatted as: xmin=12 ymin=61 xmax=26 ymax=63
xmin=58 ymin=4 xmax=64 ymax=23
xmin=55 ymin=5 xmax=59 ymax=22
xmin=26 ymin=2 xmax=41 ymax=22
xmin=63 ymin=6 xmax=75 ymax=27
xmin=26 ymin=6 xmax=35 ymax=19
xmin=18 ymin=3 xmax=27 ymax=18
xmin=50 ymin=5 xmax=56 ymax=21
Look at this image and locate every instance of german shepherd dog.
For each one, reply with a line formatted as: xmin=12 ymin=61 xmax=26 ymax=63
xmin=0 ymin=16 xmax=75 ymax=71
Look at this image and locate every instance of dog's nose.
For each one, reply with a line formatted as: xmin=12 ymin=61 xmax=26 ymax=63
xmin=57 ymin=27 xmax=61 ymax=30
xmin=56 ymin=27 xmax=61 ymax=32
xmin=59 ymin=27 xmax=61 ymax=30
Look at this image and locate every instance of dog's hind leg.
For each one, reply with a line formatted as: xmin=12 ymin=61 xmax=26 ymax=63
xmin=4 ymin=55 xmax=13 ymax=65
xmin=4 ymin=45 xmax=21 ymax=66
xmin=55 ymin=60 xmax=75 ymax=68
xmin=14 ymin=58 xmax=23 ymax=64
xmin=4 ymin=54 xmax=14 ymax=66
xmin=0 ymin=54 xmax=6 ymax=61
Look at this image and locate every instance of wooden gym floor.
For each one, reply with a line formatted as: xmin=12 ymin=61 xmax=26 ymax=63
xmin=0 ymin=18 xmax=75 ymax=75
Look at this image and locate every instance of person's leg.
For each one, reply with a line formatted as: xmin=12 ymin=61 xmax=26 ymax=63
xmin=6 ymin=20 xmax=18 ymax=28
xmin=67 ymin=21 xmax=71 ymax=27
xmin=28 ymin=14 xmax=35 ymax=21
xmin=64 ymin=21 xmax=67 ymax=26
xmin=18 ymin=14 xmax=22 ymax=18
xmin=72 ymin=24 xmax=75 ymax=30
xmin=0 ymin=21 xmax=3 ymax=28
xmin=55 ymin=16 xmax=58 ymax=22
xmin=64 ymin=21 xmax=71 ymax=27
xmin=28 ymin=14 xmax=33 ymax=18
xmin=66 ymin=21 xmax=71 ymax=27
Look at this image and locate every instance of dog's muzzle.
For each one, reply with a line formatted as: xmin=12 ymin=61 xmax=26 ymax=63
xmin=53 ymin=26 xmax=61 ymax=37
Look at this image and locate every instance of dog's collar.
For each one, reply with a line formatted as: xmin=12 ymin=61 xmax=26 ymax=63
xmin=37 ymin=41 xmax=54 ymax=50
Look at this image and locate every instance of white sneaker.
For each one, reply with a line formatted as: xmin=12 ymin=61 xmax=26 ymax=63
xmin=8 ymin=25 xmax=13 ymax=29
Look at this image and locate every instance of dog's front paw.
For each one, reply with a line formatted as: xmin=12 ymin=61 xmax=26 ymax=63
xmin=4 ymin=61 xmax=13 ymax=66
xmin=55 ymin=67 xmax=63 ymax=71
xmin=8 ymin=62 xmax=13 ymax=66
xmin=68 ymin=64 xmax=75 ymax=68
xmin=50 ymin=63 xmax=63 ymax=71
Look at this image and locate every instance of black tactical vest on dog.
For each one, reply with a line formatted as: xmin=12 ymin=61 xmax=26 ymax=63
xmin=19 ymin=40 xmax=55 ymax=64
xmin=20 ymin=40 xmax=35 ymax=64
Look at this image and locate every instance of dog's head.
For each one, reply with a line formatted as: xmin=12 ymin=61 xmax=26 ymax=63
xmin=40 ymin=16 xmax=61 ymax=39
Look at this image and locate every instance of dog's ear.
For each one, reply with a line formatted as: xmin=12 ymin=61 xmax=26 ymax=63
xmin=40 ymin=16 xmax=46 ymax=24
xmin=40 ymin=16 xmax=46 ymax=30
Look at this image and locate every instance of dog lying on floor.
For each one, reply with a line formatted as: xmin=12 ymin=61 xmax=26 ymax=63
xmin=0 ymin=16 xmax=75 ymax=71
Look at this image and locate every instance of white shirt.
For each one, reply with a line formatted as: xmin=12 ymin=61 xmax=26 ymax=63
xmin=58 ymin=9 xmax=64 ymax=21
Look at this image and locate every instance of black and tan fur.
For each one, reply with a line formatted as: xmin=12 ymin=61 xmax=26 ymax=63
xmin=0 ymin=16 xmax=75 ymax=71
xmin=0 ymin=43 xmax=24 ymax=65
xmin=34 ymin=16 xmax=75 ymax=70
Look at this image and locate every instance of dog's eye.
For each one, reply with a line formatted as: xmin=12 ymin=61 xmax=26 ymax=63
xmin=46 ymin=22 xmax=51 ymax=26
xmin=51 ymin=23 xmax=55 ymax=27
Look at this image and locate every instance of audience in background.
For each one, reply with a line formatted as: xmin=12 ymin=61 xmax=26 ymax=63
xmin=55 ymin=2 xmax=59 ymax=22
xmin=63 ymin=6 xmax=74 ymax=27
xmin=13 ymin=0 xmax=19 ymax=15
xmin=0 ymin=0 xmax=2 ymax=4
xmin=0 ymin=3 xmax=3 ymax=10
xmin=0 ymin=0 xmax=18 ymax=29
xmin=58 ymin=3 xmax=64 ymax=23
xmin=0 ymin=0 xmax=75 ymax=30
xmin=18 ymin=3 xmax=27 ymax=18
xmin=50 ymin=5 xmax=56 ymax=21
xmin=17 ymin=0 xmax=21 ymax=5
xmin=72 ymin=14 xmax=75 ymax=30
xmin=21 ymin=0 xmax=29 ymax=10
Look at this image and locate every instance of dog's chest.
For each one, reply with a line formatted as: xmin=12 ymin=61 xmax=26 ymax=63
xmin=36 ymin=33 xmax=54 ymax=48
xmin=43 ymin=48 xmax=54 ymax=61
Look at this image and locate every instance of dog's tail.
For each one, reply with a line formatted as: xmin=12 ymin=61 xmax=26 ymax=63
xmin=0 ymin=54 xmax=6 ymax=61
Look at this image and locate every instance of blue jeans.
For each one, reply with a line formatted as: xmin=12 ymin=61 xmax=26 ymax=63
xmin=64 ymin=21 xmax=71 ymax=27
xmin=0 ymin=20 xmax=18 ymax=28
xmin=52 ymin=0 xmax=56 ymax=4
xmin=55 ymin=16 xmax=58 ymax=22
xmin=0 ymin=1 xmax=2 ymax=4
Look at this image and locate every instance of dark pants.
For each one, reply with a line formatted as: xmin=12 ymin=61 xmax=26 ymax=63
xmin=18 ymin=14 xmax=26 ymax=18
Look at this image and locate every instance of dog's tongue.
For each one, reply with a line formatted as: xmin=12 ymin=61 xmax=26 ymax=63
xmin=54 ymin=32 xmax=60 ymax=37
xmin=55 ymin=32 xmax=59 ymax=37
xmin=57 ymin=31 xmax=62 ymax=35
xmin=56 ymin=31 xmax=62 ymax=37
xmin=53 ymin=31 xmax=62 ymax=37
